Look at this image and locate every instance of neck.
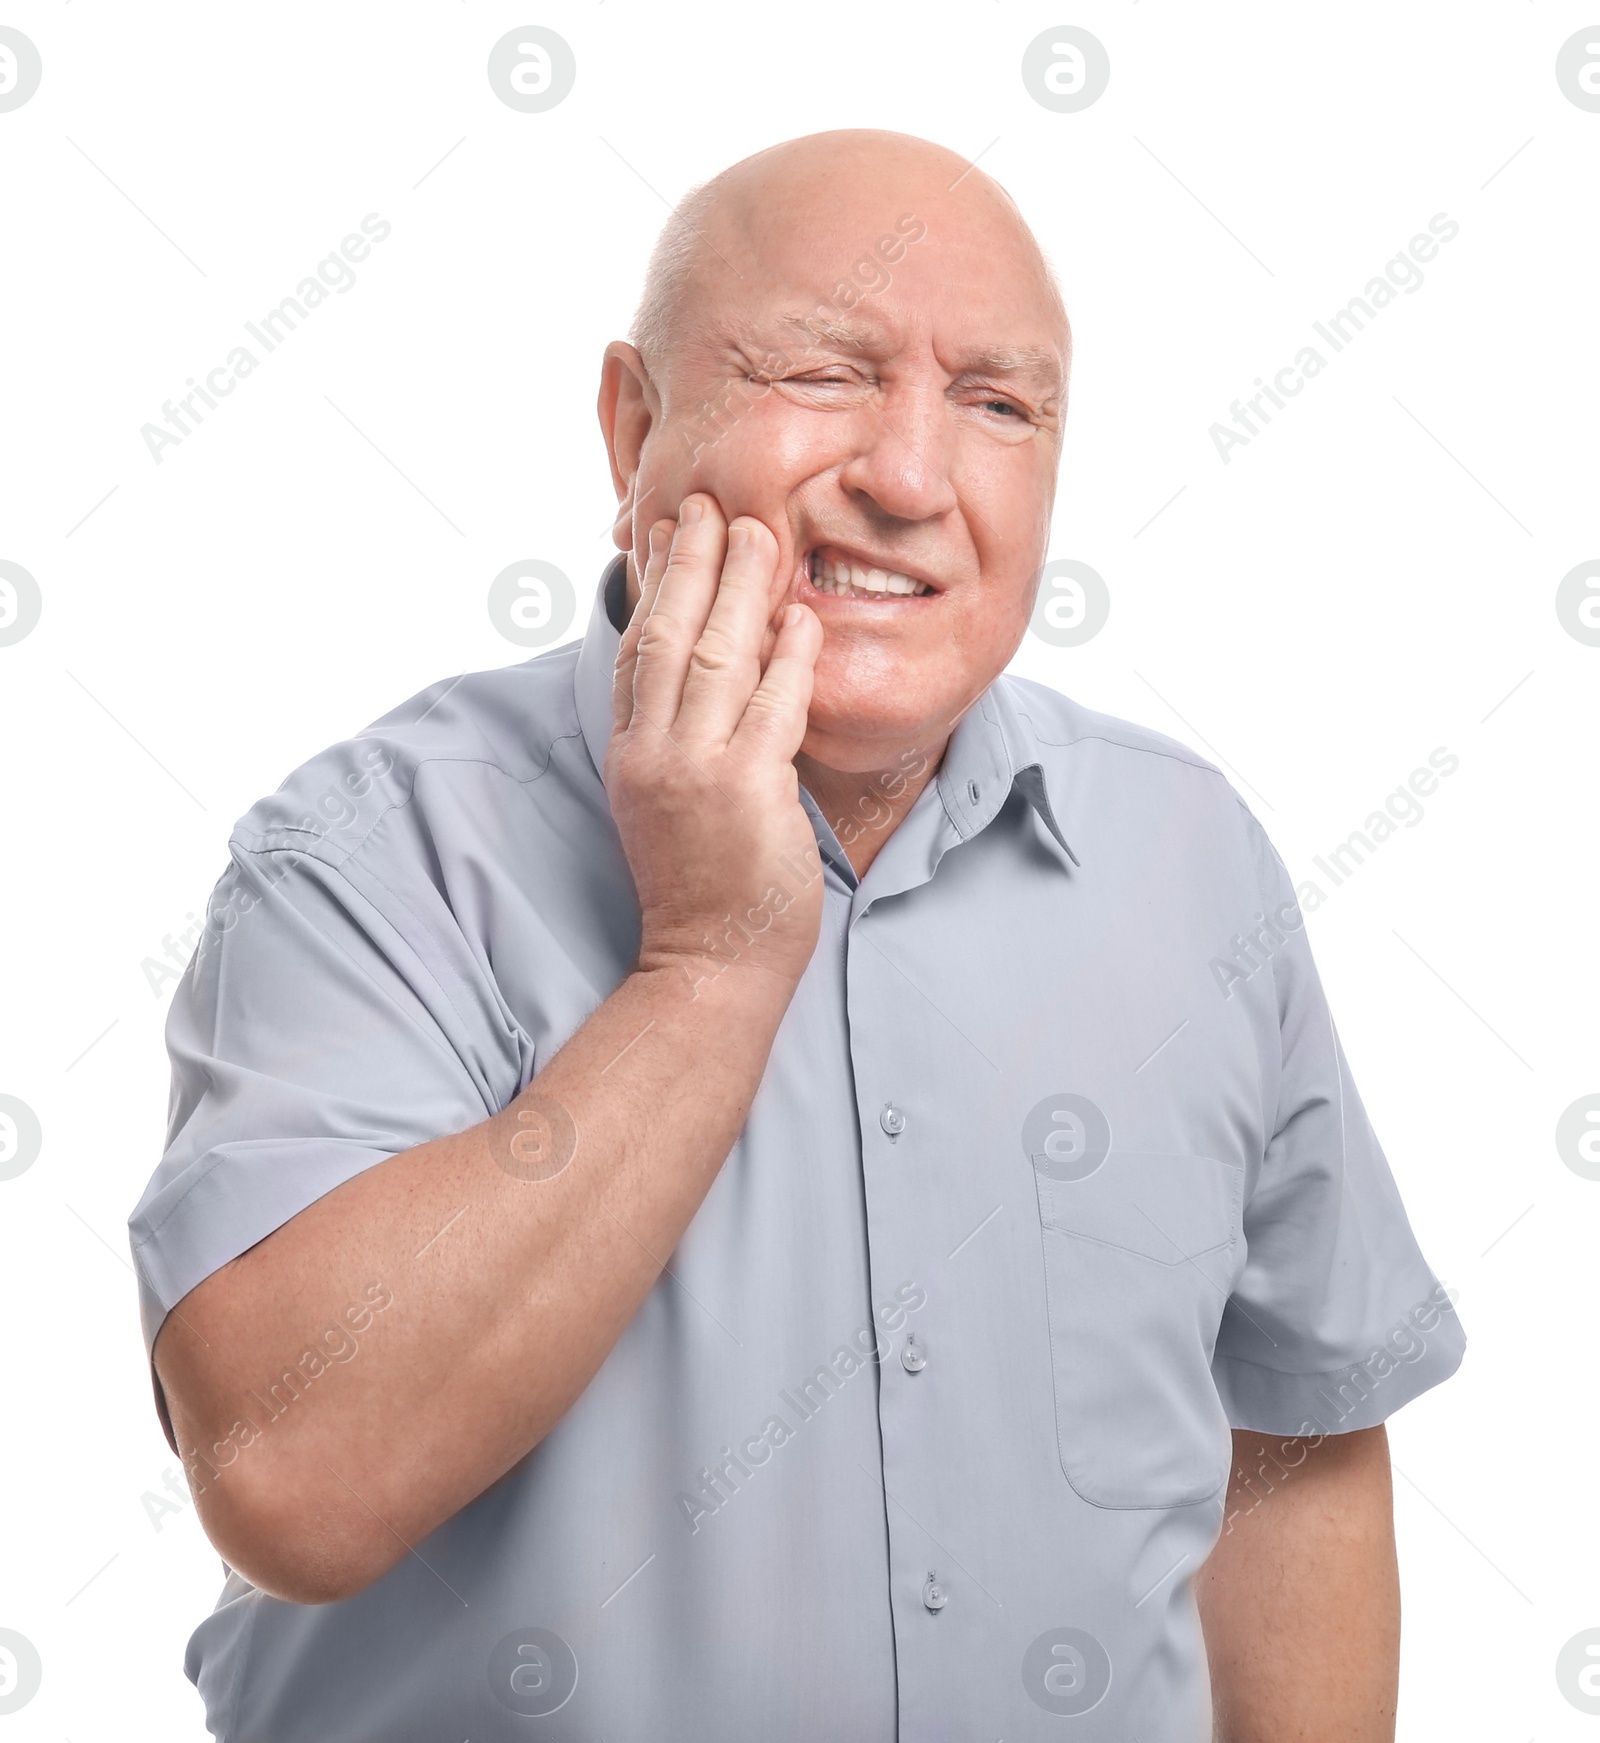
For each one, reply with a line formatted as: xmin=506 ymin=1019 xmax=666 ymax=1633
xmin=793 ymin=740 xmax=950 ymax=878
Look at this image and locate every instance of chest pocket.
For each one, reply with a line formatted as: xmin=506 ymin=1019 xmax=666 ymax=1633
xmin=1034 ymin=1151 xmax=1244 ymax=1509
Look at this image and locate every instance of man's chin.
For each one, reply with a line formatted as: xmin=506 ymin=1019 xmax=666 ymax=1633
xmin=798 ymin=693 xmax=955 ymax=776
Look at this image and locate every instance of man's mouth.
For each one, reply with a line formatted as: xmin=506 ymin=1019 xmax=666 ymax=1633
xmin=804 ymin=546 xmax=936 ymax=601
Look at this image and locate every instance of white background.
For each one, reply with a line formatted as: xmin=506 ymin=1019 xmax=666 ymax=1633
xmin=1 ymin=2 xmax=1596 ymax=1736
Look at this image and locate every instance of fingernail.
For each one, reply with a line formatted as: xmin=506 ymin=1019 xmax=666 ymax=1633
xmin=648 ymin=522 xmax=670 ymax=552
xmin=679 ymin=497 xmax=704 ymax=526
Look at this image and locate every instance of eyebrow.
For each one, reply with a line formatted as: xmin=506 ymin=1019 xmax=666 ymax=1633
xmin=954 ymin=345 xmax=1064 ymax=391
xmin=765 ymin=316 xmax=1063 ymax=392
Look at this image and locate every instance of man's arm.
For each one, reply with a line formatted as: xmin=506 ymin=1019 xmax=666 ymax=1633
xmin=1196 ymin=1424 xmax=1399 ymax=1743
xmin=153 ymin=501 xmax=825 ymax=1605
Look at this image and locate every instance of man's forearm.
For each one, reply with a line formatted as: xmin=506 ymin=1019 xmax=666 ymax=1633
xmin=1197 ymin=1424 xmax=1400 ymax=1742
xmin=154 ymin=955 xmax=799 ymax=1604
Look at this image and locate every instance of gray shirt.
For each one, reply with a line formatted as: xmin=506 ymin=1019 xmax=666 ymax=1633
xmin=129 ymin=557 xmax=1464 ymax=1741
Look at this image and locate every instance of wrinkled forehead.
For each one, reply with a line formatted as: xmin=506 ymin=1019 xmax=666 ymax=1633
xmin=682 ymin=180 xmax=1068 ymax=384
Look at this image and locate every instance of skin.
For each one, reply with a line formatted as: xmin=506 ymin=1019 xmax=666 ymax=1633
xmin=1199 ymin=1427 xmax=1400 ymax=1742
xmin=150 ymin=130 xmax=1399 ymax=1739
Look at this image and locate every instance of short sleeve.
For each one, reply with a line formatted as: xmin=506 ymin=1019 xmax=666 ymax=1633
xmin=1209 ymin=820 xmax=1466 ymax=1437
xmin=127 ymin=835 xmax=531 ymax=1445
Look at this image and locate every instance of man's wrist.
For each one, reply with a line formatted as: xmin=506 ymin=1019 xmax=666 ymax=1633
xmin=632 ymin=946 xmax=805 ymax=1009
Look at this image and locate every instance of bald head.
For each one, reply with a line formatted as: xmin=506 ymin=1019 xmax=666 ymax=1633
xmin=629 ymin=129 xmax=1069 ymax=383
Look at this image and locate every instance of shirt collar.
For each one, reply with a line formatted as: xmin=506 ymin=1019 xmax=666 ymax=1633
xmin=573 ymin=554 xmax=630 ymax=783
xmin=935 ymin=682 xmax=1078 ymax=866
xmin=571 ymin=556 xmax=1079 ymax=877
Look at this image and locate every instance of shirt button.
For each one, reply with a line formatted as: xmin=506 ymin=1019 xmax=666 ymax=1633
xmin=922 ymin=1573 xmax=947 ymax=1612
xmin=900 ymin=1334 xmax=926 ymax=1374
xmin=880 ymin=1103 xmax=906 ymax=1137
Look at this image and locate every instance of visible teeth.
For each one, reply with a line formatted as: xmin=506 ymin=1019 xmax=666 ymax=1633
xmin=810 ymin=553 xmax=931 ymax=599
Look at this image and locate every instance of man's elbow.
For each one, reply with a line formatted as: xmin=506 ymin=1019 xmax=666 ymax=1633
xmin=191 ymin=1460 xmax=407 ymax=1606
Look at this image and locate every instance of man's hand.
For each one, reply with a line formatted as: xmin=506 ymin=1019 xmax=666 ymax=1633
xmin=1197 ymin=1424 xmax=1400 ymax=1742
xmin=609 ymin=496 xmax=823 ymax=990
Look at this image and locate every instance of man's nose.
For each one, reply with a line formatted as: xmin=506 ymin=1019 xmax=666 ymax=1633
xmin=837 ymin=386 xmax=961 ymax=523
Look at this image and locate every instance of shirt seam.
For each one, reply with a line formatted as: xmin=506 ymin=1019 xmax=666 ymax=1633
xmin=131 ymin=1137 xmax=397 ymax=1257
xmin=231 ymin=731 xmax=587 ymax=869
xmin=339 ymin=850 xmax=529 ymax=1078
xmin=131 ymin=1145 xmax=236 ymax=1254
xmin=1024 ymin=722 xmax=1232 ymax=783
xmin=132 ymin=826 xmax=514 ymax=1265
xmin=1212 ymin=1343 xmax=1449 ymax=1382
xmin=239 ymin=845 xmax=495 ymax=1090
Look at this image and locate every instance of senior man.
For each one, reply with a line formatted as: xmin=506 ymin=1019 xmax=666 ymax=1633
xmin=130 ymin=130 xmax=1464 ymax=1741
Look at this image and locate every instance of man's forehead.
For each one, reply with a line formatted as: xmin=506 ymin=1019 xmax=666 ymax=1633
xmin=639 ymin=137 xmax=1070 ymax=388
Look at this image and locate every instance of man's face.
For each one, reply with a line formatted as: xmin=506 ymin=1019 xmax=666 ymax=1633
xmin=605 ymin=170 xmax=1068 ymax=772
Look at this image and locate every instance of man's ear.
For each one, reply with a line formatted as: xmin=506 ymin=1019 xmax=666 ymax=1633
xmin=598 ymin=342 xmax=654 ymax=554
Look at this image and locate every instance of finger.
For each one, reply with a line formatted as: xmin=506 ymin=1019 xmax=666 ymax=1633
xmin=612 ymin=519 xmax=674 ymax=735
xmin=634 ymin=513 xmax=680 ymax=626
xmin=730 ymin=601 xmax=823 ymax=763
xmin=630 ymin=495 xmax=727 ymax=729
xmin=672 ymin=517 xmax=782 ymax=744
